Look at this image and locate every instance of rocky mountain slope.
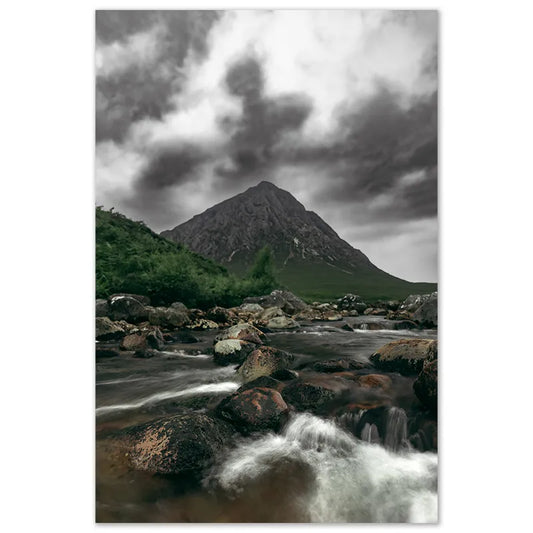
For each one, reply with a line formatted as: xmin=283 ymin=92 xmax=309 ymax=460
xmin=161 ymin=181 xmax=436 ymax=301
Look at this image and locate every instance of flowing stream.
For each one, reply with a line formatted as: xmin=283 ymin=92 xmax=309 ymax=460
xmin=96 ymin=319 xmax=438 ymax=523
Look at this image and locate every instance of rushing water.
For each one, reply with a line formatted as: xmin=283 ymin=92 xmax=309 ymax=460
xmin=96 ymin=320 xmax=438 ymax=523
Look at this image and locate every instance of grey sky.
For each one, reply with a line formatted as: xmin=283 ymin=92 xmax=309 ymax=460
xmin=95 ymin=10 xmax=438 ymax=282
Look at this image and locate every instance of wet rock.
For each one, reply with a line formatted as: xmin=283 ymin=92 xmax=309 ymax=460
xmin=266 ymin=316 xmax=299 ymax=329
xmin=187 ymin=319 xmax=219 ymax=331
xmin=206 ymin=306 xmax=234 ymax=325
xmin=168 ymin=331 xmax=199 ymax=344
xmin=213 ymin=339 xmax=256 ymax=366
xmin=336 ymin=294 xmax=367 ymax=313
xmin=145 ymin=328 xmax=165 ymax=350
xmin=215 ymin=323 xmax=265 ymax=345
xmin=370 ymin=338 xmax=438 ymax=375
xmin=413 ymin=292 xmax=438 ymax=328
xmin=236 ymin=376 xmax=283 ymax=392
xmin=108 ymin=295 xmax=149 ymax=323
xmin=238 ymin=346 xmax=294 ymax=383
xmin=95 ymin=317 xmax=126 ymax=341
xmin=340 ymin=323 xmax=353 ymax=331
xmin=393 ymin=320 xmax=419 ymax=330
xmin=270 ymin=368 xmax=299 ymax=381
xmin=169 ymin=301 xmax=187 ymax=311
xmin=356 ymin=374 xmax=392 ymax=391
xmin=109 ymin=293 xmax=151 ymax=306
xmin=311 ymin=358 xmax=368 ymax=373
xmin=323 ymin=311 xmax=343 ymax=321
xmin=243 ymin=290 xmax=308 ymax=315
xmin=216 ymin=387 xmax=289 ymax=434
xmin=281 ymin=376 xmax=352 ymax=414
xmin=148 ymin=307 xmax=190 ymax=328
xmin=356 ymin=406 xmax=410 ymax=451
xmin=413 ymin=359 xmax=438 ymax=412
xmin=95 ymin=299 xmax=109 ymax=317
xmin=124 ymin=413 xmax=234 ymax=475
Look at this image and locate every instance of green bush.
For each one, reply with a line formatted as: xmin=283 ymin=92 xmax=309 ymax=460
xmin=95 ymin=207 xmax=280 ymax=308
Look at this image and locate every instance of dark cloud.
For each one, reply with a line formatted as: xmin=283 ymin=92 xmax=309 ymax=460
xmin=135 ymin=146 xmax=205 ymax=192
xmin=217 ymin=55 xmax=313 ymax=180
xmin=95 ymin=11 xmax=220 ymax=143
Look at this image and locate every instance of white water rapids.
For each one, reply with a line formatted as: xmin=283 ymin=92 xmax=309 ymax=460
xmin=208 ymin=413 xmax=438 ymax=523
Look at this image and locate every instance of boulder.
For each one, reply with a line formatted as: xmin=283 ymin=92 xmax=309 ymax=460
xmin=413 ymin=292 xmax=438 ymax=328
xmin=266 ymin=316 xmax=299 ymax=329
xmin=170 ymin=301 xmax=188 ymax=311
xmin=259 ymin=306 xmax=284 ymax=322
xmin=281 ymin=376 xmax=352 ymax=414
xmin=243 ymin=290 xmax=308 ymax=315
xmin=393 ymin=320 xmax=419 ymax=330
xmin=206 ymin=306 xmax=233 ymax=324
xmin=95 ymin=317 xmax=126 ymax=341
xmin=95 ymin=299 xmax=109 ymax=317
xmin=167 ymin=331 xmax=199 ymax=344
xmin=124 ymin=413 xmax=234 ymax=475
xmin=215 ymin=387 xmax=289 ymax=434
xmin=239 ymin=303 xmax=264 ymax=313
xmin=363 ymin=308 xmax=388 ymax=316
xmin=370 ymin=338 xmax=438 ymax=375
xmin=236 ymin=375 xmax=283 ymax=392
xmin=187 ymin=319 xmax=219 ymax=331
xmin=120 ymin=333 xmax=146 ymax=351
xmin=270 ymin=368 xmax=299 ymax=381
xmin=238 ymin=346 xmax=294 ymax=383
xmin=109 ymin=293 xmax=151 ymax=306
xmin=356 ymin=374 xmax=392 ymax=391
xmin=215 ymin=323 xmax=265 ymax=345
xmin=323 ymin=311 xmax=343 ymax=321
xmin=413 ymin=359 xmax=438 ymax=412
xmin=400 ymin=293 xmax=434 ymax=313
xmin=145 ymin=328 xmax=165 ymax=350
xmin=213 ymin=339 xmax=256 ymax=366
xmin=148 ymin=307 xmax=190 ymax=328
xmin=340 ymin=323 xmax=353 ymax=331
xmin=108 ymin=295 xmax=148 ymax=323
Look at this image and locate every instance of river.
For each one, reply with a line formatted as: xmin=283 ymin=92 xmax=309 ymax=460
xmin=96 ymin=317 xmax=438 ymax=523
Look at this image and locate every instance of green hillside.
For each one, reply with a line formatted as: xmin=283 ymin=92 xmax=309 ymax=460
xmin=95 ymin=207 xmax=276 ymax=308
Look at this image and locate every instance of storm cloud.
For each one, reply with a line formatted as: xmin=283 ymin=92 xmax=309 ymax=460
xmin=95 ymin=10 xmax=438 ymax=282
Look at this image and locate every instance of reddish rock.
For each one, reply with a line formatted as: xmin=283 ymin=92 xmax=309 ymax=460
xmin=216 ymin=387 xmax=289 ymax=433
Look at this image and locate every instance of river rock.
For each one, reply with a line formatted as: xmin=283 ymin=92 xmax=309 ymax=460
xmin=108 ymin=294 xmax=149 ymax=323
xmin=259 ymin=306 xmax=284 ymax=322
xmin=281 ymin=376 xmax=353 ymax=414
xmin=311 ymin=358 xmax=369 ymax=373
xmin=266 ymin=316 xmax=299 ymax=329
xmin=215 ymin=323 xmax=265 ymax=345
xmin=170 ymin=301 xmax=187 ymax=311
xmin=363 ymin=307 xmax=388 ymax=316
xmin=109 ymin=293 xmax=151 ymax=306
xmin=133 ymin=348 xmax=158 ymax=359
xmin=239 ymin=303 xmax=264 ymax=313
xmin=215 ymin=387 xmax=289 ymax=434
xmin=187 ymin=319 xmax=219 ymax=331
xmin=124 ymin=413 xmax=234 ymax=475
xmin=95 ymin=299 xmax=109 ymax=317
xmin=400 ymin=293 xmax=434 ymax=313
xmin=95 ymin=317 xmax=126 ymax=341
xmin=336 ymin=294 xmax=367 ymax=311
xmin=370 ymin=338 xmax=438 ymax=375
xmin=238 ymin=346 xmax=294 ymax=383
xmin=413 ymin=359 xmax=438 ymax=412
xmin=206 ymin=306 xmax=234 ymax=325
xmin=270 ymin=368 xmax=299 ymax=381
xmin=120 ymin=333 xmax=146 ymax=351
xmin=213 ymin=339 xmax=256 ymax=366
xmin=243 ymin=290 xmax=308 ymax=315
xmin=412 ymin=292 xmax=438 ymax=328
xmin=148 ymin=307 xmax=190 ymax=328
xmin=236 ymin=375 xmax=283 ymax=392
xmin=356 ymin=374 xmax=392 ymax=391
xmin=145 ymin=328 xmax=165 ymax=349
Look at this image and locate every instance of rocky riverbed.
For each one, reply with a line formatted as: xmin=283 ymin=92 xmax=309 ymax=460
xmin=96 ymin=290 xmax=438 ymax=523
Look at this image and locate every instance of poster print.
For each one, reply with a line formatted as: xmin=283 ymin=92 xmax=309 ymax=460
xmin=95 ymin=9 xmax=438 ymax=523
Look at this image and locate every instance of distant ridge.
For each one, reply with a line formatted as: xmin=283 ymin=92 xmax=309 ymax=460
xmin=161 ymin=181 xmax=436 ymax=301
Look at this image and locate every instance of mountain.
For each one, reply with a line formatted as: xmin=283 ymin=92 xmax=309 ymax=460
xmin=161 ymin=181 xmax=437 ymax=302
